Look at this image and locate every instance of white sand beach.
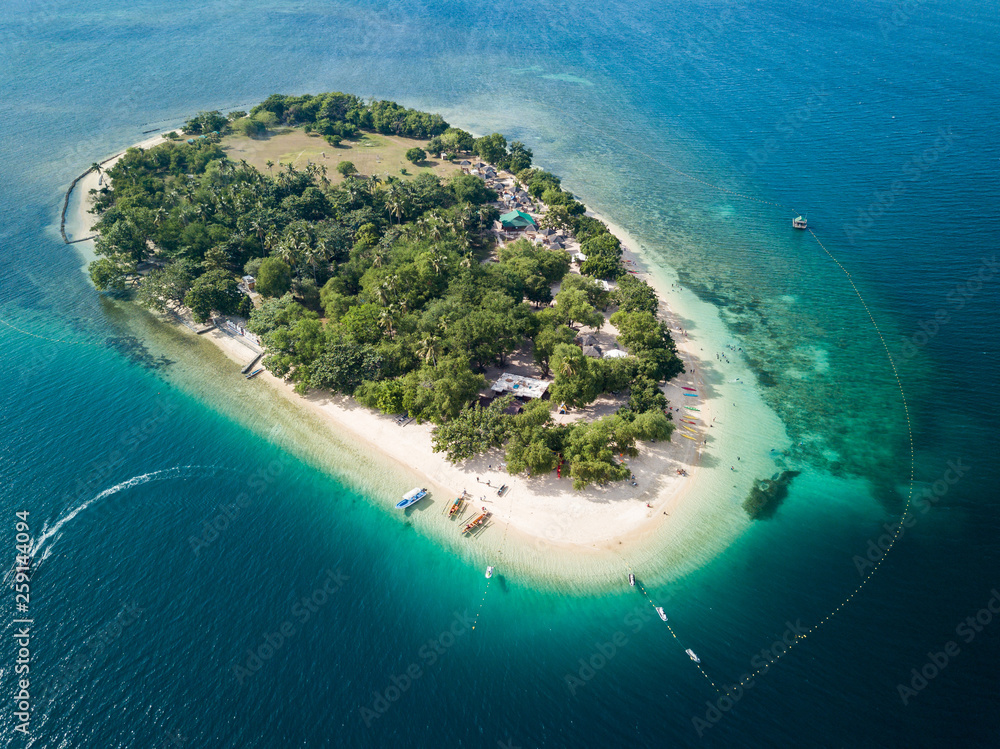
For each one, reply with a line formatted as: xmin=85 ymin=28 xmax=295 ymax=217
xmin=66 ymin=129 xmax=794 ymax=585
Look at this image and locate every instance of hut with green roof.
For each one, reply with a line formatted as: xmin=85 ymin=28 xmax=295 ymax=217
xmin=498 ymin=209 xmax=537 ymax=232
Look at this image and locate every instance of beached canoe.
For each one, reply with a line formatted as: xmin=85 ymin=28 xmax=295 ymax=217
xmin=680 ymin=434 xmax=698 ymax=441
xmin=681 ymin=387 xmax=696 ymax=391
xmin=684 ymin=406 xmax=700 ymax=411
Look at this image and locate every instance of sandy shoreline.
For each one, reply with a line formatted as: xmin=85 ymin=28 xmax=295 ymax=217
xmin=65 ymin=128 xmax=791 ymax=584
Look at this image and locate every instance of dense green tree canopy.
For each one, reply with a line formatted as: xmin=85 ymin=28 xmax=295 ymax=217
xmin=89 ymin=92 xmax=681 ymax=492
xmin=256 ymin=257 xmax=292 ymax=297
xmin=184 ymin=269 xmax=248 ymax=323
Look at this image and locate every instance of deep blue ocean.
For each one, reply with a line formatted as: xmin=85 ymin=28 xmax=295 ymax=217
xmin=2 ymin=0 xmax=998 ymax=746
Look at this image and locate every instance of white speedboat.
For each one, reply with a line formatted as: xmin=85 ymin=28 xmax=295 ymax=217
xmin=485 ymin=566 xmax=494 ymax=579
xmin=686 ymin=648 xmax=700 ymax=663
xmin=628 ymin=573 xmax=635 ymax=586
xmin=656 ymin=607 xmax=667 ymax=622
xmin=396 ymin=487 xmax=428 ymax=509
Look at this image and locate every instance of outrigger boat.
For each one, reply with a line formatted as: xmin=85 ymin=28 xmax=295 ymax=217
xmin=485 ymin=566 xmax=494 ymax=579
xmin=447 ymin=493 xmax=467 ymax=518
xmin=628 ymin=573 xmax=635 ymax=587
xmin=462 ymin=507 xmax=491 ymax=534
xmin=656 ymin=607 xmax=667 ymax=622
xmin=396 ymin=487 xmax=428 ymax=509
xmin=496 ymin=484 xmax=509 ymax=497
xmin=686 ymin=648 xmax=701 ymax=663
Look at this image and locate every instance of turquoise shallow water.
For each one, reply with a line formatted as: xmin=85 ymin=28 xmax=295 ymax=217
xmin=1 ymin=0 xmax=999 ymax=746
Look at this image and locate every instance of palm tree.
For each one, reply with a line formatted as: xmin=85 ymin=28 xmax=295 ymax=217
xmin=377 ymin=308 xmax=396 ymax=339
xmin=302 ymin=241 xmax=328 ymax=282
xmin=266 ymin=160 xmax=274 ymax=173
xmin=374 ymin=282 xmax=392 ymax=307
xmin=558 ymin=352 xmax=579 ymax=379
xmin=385 ymin=187 xmax=407 ymax=225
xmin=416 ymin=335 xmax=441 ymax=366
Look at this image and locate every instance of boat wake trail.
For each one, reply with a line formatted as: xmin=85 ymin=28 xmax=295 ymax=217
xmin=5 ymin=466 xmax=223 ymax=584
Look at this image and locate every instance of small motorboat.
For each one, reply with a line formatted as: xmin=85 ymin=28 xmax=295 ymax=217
xmin=792 ymin=215 xmax=808 ymax=229
xmin=485 ymin=566 xmax=494 ymax=579
xmin=628 ymin=573 xmax=635 ymax=587
xmin=656 ymin=607 xmax=667 ymax=622
xmin=496 ymin=484 xmax=508 ymax=497
xmin=396 ymin=487 xmax=428 ymax=509
xmin=686 ymin=648 xmax=701 ymax=663
xmin=245 ymin=368 xmax=263 ymax=379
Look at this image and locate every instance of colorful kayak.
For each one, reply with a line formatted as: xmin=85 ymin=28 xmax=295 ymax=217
xmin=681 ymin=387 xmax=696 ymax=391
xmin=684 ymin=406 xmax=700 ymax=411
xmin=683 ymin=393 xmax=698 ymax=397
xmin=681 ymin=434 xmax=698 ymax=441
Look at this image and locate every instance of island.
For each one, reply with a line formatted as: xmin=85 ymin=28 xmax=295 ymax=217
xmin=81 ymin=92 xmax=742 ymax=564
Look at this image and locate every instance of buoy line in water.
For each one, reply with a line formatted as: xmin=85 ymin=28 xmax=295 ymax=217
xmin=17 ymin=104 xmax=913 ymax=686
xmin=471 ymin=500 xmax=515 ymax=632
xmin=0 ymin=313 xmax=106 ymax=348
xmin=544 ymin=99 xmax=916 ymax=693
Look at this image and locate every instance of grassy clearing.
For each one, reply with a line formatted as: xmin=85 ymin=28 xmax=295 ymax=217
xmin=221 ymin=128 xmax=462 ymax=184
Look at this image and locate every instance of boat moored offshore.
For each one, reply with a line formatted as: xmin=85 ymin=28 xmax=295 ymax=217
xmin=656 ymin=607 xmax=667 ymax=622
xmin=686 ymin=648 xmax=701 ymax=663
xmin=792 ymin=215 xmax=808 ymax=229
